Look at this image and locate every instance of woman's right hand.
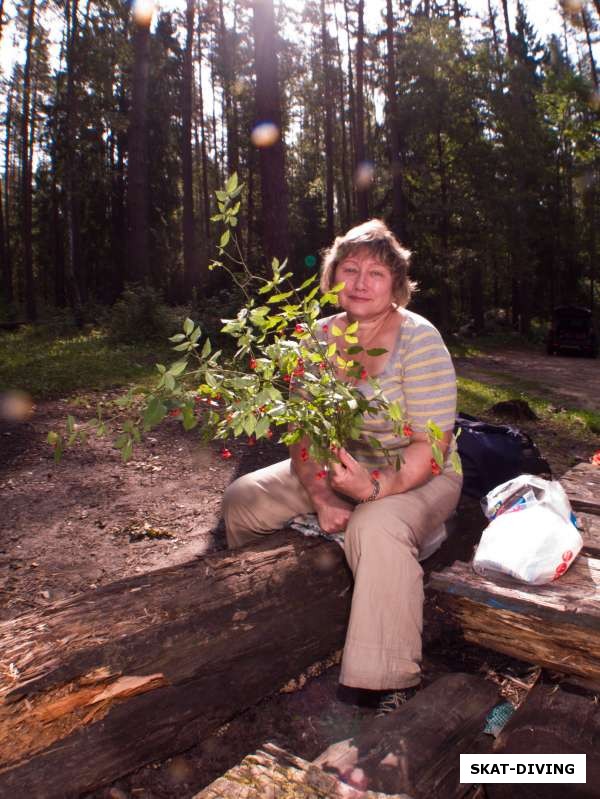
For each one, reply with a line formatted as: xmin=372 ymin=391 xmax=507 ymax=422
xmin=312 ymin=493 xmax=354 ymax=534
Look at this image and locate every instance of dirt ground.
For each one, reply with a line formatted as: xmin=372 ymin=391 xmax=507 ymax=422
xmin=1 ymin=348 xmax=599 ymax=798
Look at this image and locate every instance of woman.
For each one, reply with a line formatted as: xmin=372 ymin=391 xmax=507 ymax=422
xmin=223 ymin=219 xmax=462 ymax=707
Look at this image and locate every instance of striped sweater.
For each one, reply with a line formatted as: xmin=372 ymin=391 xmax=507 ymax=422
xmin=317 ymin=309 xmax=457 ymax=470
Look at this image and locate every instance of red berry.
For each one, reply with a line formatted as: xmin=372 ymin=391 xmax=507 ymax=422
xmin=283 ymin=374 xmax=291 ymax=383
xmin=371 ymin=469 xmax=380 ymax=479
xmin=430 ymin=458 xmax=442 ymax=476
xmin=169 ymin=408 xmax=181 ymax=417
xmin=220 ymin=448 xmax=232 ymax=459
xmin=300 ymin=447 xmax=309 ymax=462
xmin=247 ymin=435 xmax=256 ymax=447
xmin=249 ymin=357 xmax=257 ymax=370
xmin=322 ymin=324 xmax=329 ymax=332
xmin=316 ymin=469 xmax=327 ymax=479
xmin=294 ymin=324 xmax=304 ymax=334
xmin=266 ymin=429 xmax=273 ymax=438
xmin=319 ymin=361 xmax=326 ymax=370
xmin=403 ymin=424 xmax=413 ymax=437
xmin=360 ymin=368 xmax=367 ymax=380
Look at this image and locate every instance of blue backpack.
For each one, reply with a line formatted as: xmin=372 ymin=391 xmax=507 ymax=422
xmin=455 ymin=413 xmax=552 ymax=500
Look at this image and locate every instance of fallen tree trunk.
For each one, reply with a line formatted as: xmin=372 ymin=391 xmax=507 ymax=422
xmin=429 ymin=555 xmax=600 ymax=683
xmin=0 ymin=531 xmax=352 ymax=799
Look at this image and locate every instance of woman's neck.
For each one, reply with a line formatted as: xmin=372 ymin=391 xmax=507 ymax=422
xmin=345 ymin=305 xmax=396 ymax=335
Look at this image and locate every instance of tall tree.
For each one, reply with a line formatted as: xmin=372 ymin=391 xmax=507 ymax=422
xmin=354 ymin=0 xmax=368 ymax=220
xmin=320 ymin=0 xmax=334 ymax=241
xmin=127 ymin=3 xmax=152 ymax=284
xmin=21 ymin=0 xmax=36 ymax=320
xmin=385 ymin=0 xmax=406 ymax=241
xmin=252 ymin=0 xmax=289 ymax=266
xmin=182 ymin=0 xmax=197 ymax=294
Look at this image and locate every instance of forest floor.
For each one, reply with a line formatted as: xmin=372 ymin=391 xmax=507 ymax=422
xmin=1 ymin=347 xmax=599 ymax=798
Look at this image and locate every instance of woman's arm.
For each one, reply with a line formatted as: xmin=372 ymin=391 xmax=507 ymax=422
xmin=289 ymin=437 xmax=354 ymax=533
xmin=328 ymin=430 xmax=452 ymax=502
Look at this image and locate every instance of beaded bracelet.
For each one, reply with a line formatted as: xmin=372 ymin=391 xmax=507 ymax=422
xmin=360 ymin=477 xmax=381 ymax=503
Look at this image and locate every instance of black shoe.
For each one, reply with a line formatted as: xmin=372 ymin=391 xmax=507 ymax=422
xmin=336 ymin=683 xmax=384 ymax=708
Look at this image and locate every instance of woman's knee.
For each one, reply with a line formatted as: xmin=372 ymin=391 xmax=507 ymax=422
xmin=344 ymin=505 xmax=417 ymax=561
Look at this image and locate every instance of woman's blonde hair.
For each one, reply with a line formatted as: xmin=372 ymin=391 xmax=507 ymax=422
xmin=320 ymin=219 xmax=417 ymax=307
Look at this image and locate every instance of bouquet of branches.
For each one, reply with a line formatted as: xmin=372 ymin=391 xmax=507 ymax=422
xmin=49 ymin=175 xmax=461 ymax=478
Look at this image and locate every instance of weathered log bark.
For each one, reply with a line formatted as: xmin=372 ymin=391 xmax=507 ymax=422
xmin=0 ymin=531 xmax=352 ymax=798
xmin=194 ymin=742 xmax=398 ymax=799
xmin=489 ymin=684 xmax=600 ymax=799
xmin=559 ymin=462 xmax=600 ymax=515
xmin=314 ymin=673 xmax=497 ymax=799
xmin=429 ymin=555 xmax=600 ymax=684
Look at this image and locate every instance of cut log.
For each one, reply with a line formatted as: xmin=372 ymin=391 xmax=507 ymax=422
xmin=0 ymin=531 xmax=352 ymax=799
xmin=488 ymin=684 xmax=600 ymax=799
xmin=559 ymin=462 xmax=600 ymax=515
xmin=193 ymin=742 xmax=404 ymax=799
xmin=314 ymin=673 xmax=498 ymax=799
xmin=579 ymin=512 xmax=600 ymax=557
xmin=429 ymin=555 xmax=600 ymax=683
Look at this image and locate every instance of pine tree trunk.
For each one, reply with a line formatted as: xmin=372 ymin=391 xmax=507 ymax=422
xmin=354 ymin=0 xmax=368 ymax=221
xmin=342 ymin=0 xmax=356 ymax=221
xmin=385 ymin=0 xmax=406 ymax=242
xmin=64 ymin=0 xmax=83 ymax=318
xmin=3 ymin=81 xmax=13 ymax=305
xmin=252 ymin=0 xmax=289 ymax=266
xmin=321 ymin=0 xmax=334 ymax=241
xmin=127 ymin=11 xmax=152 ymax=284
xmin=20 ymin=0 xmax=36 ymax=321
xmin=581 ymin=8 xmax=599 ymax=91
xmin=182 ymin=0 xmax=196 ymax=296
xmin=196 ymin=11 xmax=211 ymax=243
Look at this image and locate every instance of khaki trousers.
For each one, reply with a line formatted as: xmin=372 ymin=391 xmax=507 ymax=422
xmin=223 ymin=459 xmax=462 ymax=690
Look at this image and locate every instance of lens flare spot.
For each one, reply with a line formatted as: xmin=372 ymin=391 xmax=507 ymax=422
xmin=0 ymin=391 xmax=34 ymax=422
xmin=132 ymin=0 xmax=154 ymax=26
xmin=304 ymin=254 xmax=317 ymax=268
xmin=354 ymin=161 xmax=375 ymax=191
xmin=251 ymin=122 xmax=280 ymax=148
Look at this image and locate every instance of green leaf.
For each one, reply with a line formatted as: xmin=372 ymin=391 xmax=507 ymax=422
xmin=344 ymin=335 xmax=359 ymax=344
xmin=326 ymin=342 xmax=337 ymax=357
xmin=331 ymin=324 xmax=343 ymax=337
xmin=182 ymin=405 xmax=198 ymax=431
xmin=201 ymin=338 xmax=212 ymax=359
xmin=330 ymin=281 xmax=345 ymax=293
xmin=450 ymin=450 xmax=463 ymax=475
xmin=169 ymin=333 xmax=186 ymax=343
xmin=66 ymin=414 xmax=75 ymax=435
xmin=169 ymin=359 xmax=188 ymax=377
xmin=226 ymin=173 xmax=238 ymax=193
xmin=346 ymin=345 xmax=364 ymax=355
xmin=346 ymin=321 xmax=358 ymax=334
xmin=220 ymin=229 xmax=231 ymax=248
xmin=183 ymin=318 xmax=194 ymax=336
xmin=47 ymin=431 xmax=58 ymax=446
xmin=143 ymin=396 xmax=167 ymax=430
xmin=432 ymin=442 xmax=444 ymax=467
xmin=299 ymin=275 xmax=318 ymax=291
xmin=427 ymin=420 xmax=443 ymax=440
xmin=366 ymin=348 xmax=387 ymax=356
xmin=255 ymin=415 xmax=271 ymax=438
xmin=268 ymin=290 xmax=294 ymax=303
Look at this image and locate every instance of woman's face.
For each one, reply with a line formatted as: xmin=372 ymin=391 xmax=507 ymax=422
xmin=334 ymin=250 xmax=395 ymax=320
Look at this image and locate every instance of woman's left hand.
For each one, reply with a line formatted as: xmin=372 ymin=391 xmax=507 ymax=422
xmin=329 ymin=447 xmax=376 ymax=502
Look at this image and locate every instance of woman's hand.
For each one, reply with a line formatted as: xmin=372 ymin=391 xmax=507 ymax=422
xmin=312 ymin=492 xmax=354 ymax=534
xmin=328 ymin=447 xmax=375 ymax=502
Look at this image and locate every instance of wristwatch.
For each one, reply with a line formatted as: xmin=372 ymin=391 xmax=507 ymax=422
xmin=360 ymin=476 xmax=381 ymax=503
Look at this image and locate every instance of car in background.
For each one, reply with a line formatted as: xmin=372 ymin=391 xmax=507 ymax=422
xmin=546 ymin=306 xmax=598 ymax=358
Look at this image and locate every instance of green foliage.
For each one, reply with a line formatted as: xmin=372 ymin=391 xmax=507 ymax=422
xmin=50 ymin=177 xmax=458 ymax=469
xmin=0 ymin=325 xmax=171 ymax=400
xmin=106 ymin=284 xmax=177 ymax=345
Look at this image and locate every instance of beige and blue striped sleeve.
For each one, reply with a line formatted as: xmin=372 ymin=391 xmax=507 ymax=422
xmin=402 ymin=324 xmax=457 ymax=433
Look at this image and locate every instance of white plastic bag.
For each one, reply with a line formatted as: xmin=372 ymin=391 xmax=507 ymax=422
xmin=473 ymin=475 xmax=582 ymax=585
